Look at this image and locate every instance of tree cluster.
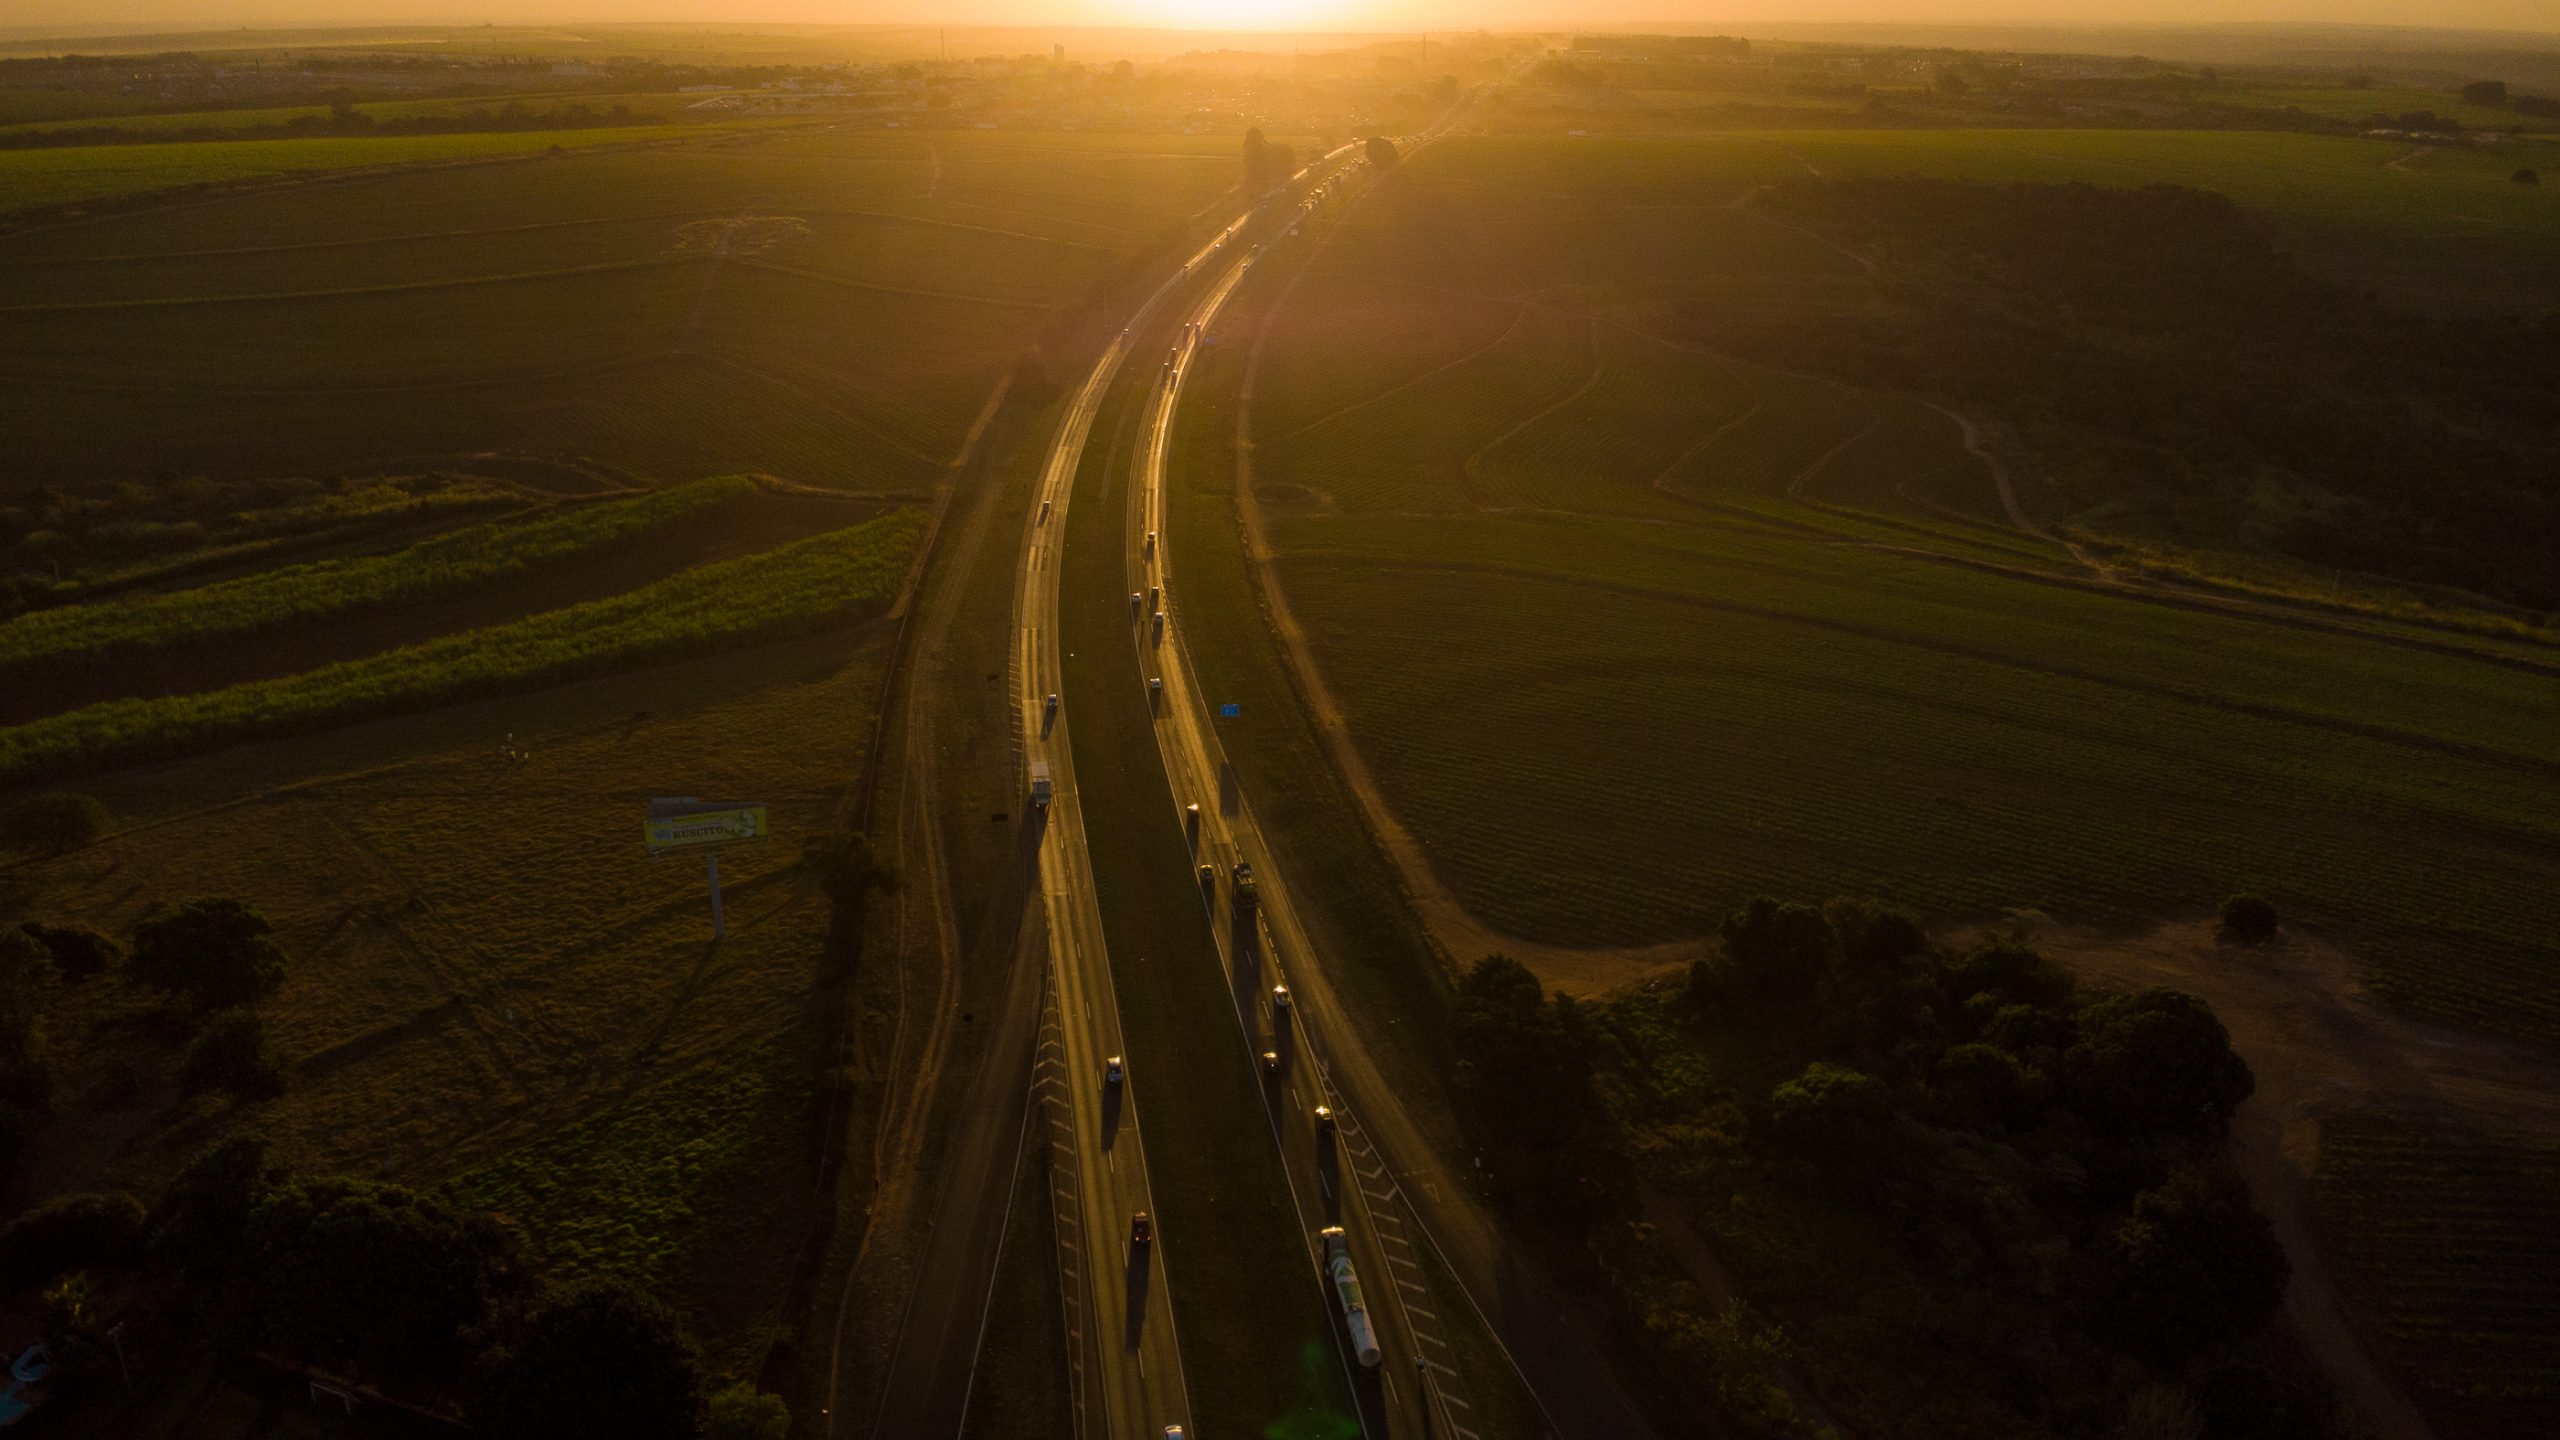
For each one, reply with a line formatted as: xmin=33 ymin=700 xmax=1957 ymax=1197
xmin=0 ymin=1133 xmax=784 ymax=1437
xmin=1654 ymin=897 xmax=2312 ymax=1435
xmin=1241 ymin=127 xmax=1296 ymax=191
xmin=0 ymin=102 xmax=661 ymax=151
xmin=1 ymin=898 xmax=283 ymax=1181
xmin=1450 ymin=955 xmax=1627 ymax=1223
xmin=1686 ymin=177 xmax=2560 ymax=608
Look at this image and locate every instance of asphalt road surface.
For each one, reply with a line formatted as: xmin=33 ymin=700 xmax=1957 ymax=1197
xmin=1133 ymin=135 xmax=1664 ymax=1440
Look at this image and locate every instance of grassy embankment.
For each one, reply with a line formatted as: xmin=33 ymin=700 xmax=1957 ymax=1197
xmin=0 ymin=475 xmax=755 ymax=677
xmin=0 ymin=508 xmax=924 ymax=786
xmin=1057 ymin=331 xmax=1357 ymax=1440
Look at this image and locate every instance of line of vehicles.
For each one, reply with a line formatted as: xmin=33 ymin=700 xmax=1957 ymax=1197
xmin=1042 ymin=146 xmax=1414 ymax=1439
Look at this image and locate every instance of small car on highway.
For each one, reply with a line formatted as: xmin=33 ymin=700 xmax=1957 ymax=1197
xmin=1131 ymin=1211 xmax=1153 ymax=1246
xmin=1105 ymin=1055 xmax=1123 ymax=1085
xmin=1272 ymin=982 xmax=1293 ymax=1012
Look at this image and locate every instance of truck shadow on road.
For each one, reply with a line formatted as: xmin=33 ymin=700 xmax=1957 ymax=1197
xmin=1123 ymin=1243 xmax=1154 ymax=1349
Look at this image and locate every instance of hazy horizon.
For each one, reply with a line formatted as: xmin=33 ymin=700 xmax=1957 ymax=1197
xmin=7 ymin=2 xmax=2559 ymax=42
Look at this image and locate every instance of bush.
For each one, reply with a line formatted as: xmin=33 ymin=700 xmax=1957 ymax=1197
xmin=249 ymin=1176 xmax=527 ymax=1385
xmin=2 ymin=791 xmax=107 ymax=853
xmin=2217 ymin=894 xmax=2279 ymax=945
xmin=705 ymin=1383 xmax=791 ymax=1440
xmin=472 ymin=1280 xmax=706 ymax=1440
xmin=2062 ymin=988 xmax=2254 ymax=1142
xmin=2099 ymin=1167 xmax=2289 ymax=1362
xmin=1768 ymin=1062 xmax=1896 ymax=1170
xmin=181 ymin=1007 xmax=286 ymax=1098
xmin=17 ymin=921 xmax=120 ymax=983
xmin=130 ymin=897 xmax=286 ymax=1009
xmin=151 ymin=1134 xmax=278 ymax=1274
xmin=0 ymin=1191 xmax=146 ymax=1293
xmin=1697 ymin=897 xmax=1828 ymax=1006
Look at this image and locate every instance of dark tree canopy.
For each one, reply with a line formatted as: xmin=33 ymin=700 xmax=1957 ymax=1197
xmin=247 ymin=1176 xmax=526 ymax=1385
xmin=1365 ymin=134 xmax=1400 ymax=168
xmin=473 ymin=1280 xmax=707 ymax=1440
xmin=2063 ymin=988 xmax=2255 ymax=1141
xmin=1697 ymin=896 xmax=1829 ymax=1005
xmin=2099 ymin=1167 xmax=2290 ymax=1360
xmin=2218 ymin=894 xmax=2280 ymax=945
xmin=129 ymin=897 xmax=286 ymax=1009
xmin=1768 ymin=1062 xmax=1896 ymax=1169
xmin=150 ymin=1134 xmax=279 ymax=1275
xmin=16 ymin=921 xmax=119 ymax=983
xmin=2 ymin=791 xmax=107 ymax=855
xmin=0 ymin=1192 xmax=146 ymax=1294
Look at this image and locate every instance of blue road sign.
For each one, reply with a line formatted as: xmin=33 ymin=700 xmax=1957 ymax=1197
xmin=1219 ymin=703 xmax=1242 ymax=717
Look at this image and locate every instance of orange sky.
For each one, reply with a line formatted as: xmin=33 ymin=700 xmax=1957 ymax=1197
xmin=8 ymin=0 xmax=2559 ymax=36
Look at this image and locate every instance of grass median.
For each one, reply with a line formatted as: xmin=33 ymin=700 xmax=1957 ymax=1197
xmin=1058 ymin=351 xmax=1356 ymax=1440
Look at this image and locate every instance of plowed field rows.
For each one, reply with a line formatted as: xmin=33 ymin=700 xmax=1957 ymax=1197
xmin=2317 ymin=1111 xmax=2560 ymax=1439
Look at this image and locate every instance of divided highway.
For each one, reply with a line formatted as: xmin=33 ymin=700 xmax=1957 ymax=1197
xmin=1004 ymin=199 xmax=1285 ymax=1439
xmin=1130 ymin=143 xmax=1665 ymax=1440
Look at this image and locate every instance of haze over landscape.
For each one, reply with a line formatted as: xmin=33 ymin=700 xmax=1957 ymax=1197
xmin=0 ymin=4 xmax=2554 ymax=1440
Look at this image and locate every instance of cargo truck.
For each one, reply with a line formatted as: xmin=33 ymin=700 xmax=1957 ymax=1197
xmin=1029 ymin=761 xmax=1053 ymax=809
xmin=1319 ymin=1227 xmax=1382 ymax=1367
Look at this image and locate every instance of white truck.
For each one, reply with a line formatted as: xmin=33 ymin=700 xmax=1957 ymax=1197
xmin=1319 ymin=1226 xmax=1382 ymax=1367
xmin=1029 ymin=760 xmax=1053 ymax=809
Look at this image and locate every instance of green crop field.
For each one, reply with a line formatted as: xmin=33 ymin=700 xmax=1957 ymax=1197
xmin=2316 ymin=1110 xmax=2560 ymax=1439
xmin=1202 ymin=131 xmax=2560 ymax=1056
xmin=0 ymin=507 xmax=922 ymax=785
xmin=0 ymin=122 xmax=795 ymax=213
xmin=0 ymin=475 xmax=754 ymax=680
xmin=0 ymin=127 xmax=1250 ymax=498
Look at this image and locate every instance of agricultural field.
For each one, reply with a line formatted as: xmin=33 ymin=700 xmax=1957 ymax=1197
xmin=0 ymin=125 xmax=1247 ymax=496
xmin=2 ymin=622 xmax=896 ymax=1368
xmin=1220 ymin=131 xmax=2560 ymax=1057
xmin=2315 ymin=1110 xmax=2560 ymax=1439
xmin=0 ymin=119 xmax=1258 ymax=1392
xmin=0 ymin=507 xmax=921 ymax=785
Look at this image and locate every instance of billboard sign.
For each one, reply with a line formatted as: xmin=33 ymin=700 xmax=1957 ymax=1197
xmin=645 ymin=801 xmax=768 ymax=854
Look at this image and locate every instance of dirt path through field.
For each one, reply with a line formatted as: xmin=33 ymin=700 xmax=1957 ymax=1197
xmin=1994 ymin=916 xmax=2560 ymax=1440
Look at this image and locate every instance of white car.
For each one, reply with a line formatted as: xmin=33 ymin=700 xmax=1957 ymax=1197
xmin=1272 ymin=983 xmax=1292 ymax=1011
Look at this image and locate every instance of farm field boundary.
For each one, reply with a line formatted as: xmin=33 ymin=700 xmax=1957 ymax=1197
xmin=0 ymin=508 xmax=923 ymax=787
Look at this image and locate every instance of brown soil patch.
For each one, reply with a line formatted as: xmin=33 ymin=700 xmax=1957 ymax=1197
xmin=1986 ymin=915 xmax=2560 ymax=1440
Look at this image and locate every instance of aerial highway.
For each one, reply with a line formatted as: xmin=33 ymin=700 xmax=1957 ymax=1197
xmin=999 ymin=196 xmax=1291 ymax=1439
xmin=1121 ymin=168 xmax=1469 ymax=1440
xmin=1128 ymin=137 xmax=1666 ymax=1440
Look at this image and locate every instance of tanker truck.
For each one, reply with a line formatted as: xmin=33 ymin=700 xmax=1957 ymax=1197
xmin=1319 ymin=1226 xmax=1382 ymax=1368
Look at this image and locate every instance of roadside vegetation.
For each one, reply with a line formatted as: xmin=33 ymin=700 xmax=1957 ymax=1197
xmin=0 ymin=472 xmax=525 ymax=617
xmin=0 ymin=508 xmax=922 ymax=785
xmin=1453 ymin=898 xmax=2324 ymax=1439
xmin=0 ymin=476 xmax=757 ymax=680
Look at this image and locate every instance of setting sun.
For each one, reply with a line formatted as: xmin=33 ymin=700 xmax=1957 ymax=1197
xmin=1121 ymin=0 xmax=1352 ymax=28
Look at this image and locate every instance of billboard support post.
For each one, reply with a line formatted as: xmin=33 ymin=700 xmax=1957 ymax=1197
xmin=647 ymin=797 xmax=765 ymax=942
xmin=706 ymin=849 xmax=726 ymax=941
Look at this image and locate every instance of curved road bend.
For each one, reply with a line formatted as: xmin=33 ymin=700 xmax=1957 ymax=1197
xmin=1137 ymin=139 xmax=1663 ymax=1440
